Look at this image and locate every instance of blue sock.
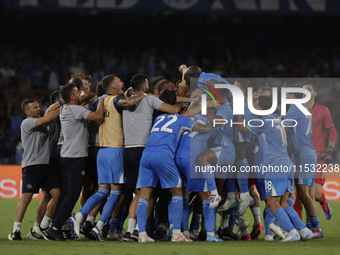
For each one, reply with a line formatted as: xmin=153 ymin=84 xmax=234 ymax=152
xmin=182 ymin=196 xmax=190 ymax=231
xmin=306 ymin=217 xmax=312 ymax=230
xmin=310 ymin=216 xmax=320 ymax=229
xmin=228 ymin=208 xmax=236 ymax=231
xmin=285 ymin=207 xmax=306 ymax=231
xmin=273 ymin=207 xmax=294 ymax=233
xmin=98 ymin=190 xmax=121 ymax=224
xmin=79 ymin=188 xmax=109 ymax=216
xmin=226 ymin=178 xmax=236 ymax=193
xmin=287 ymin=197 xmax=295 ymax=207
xmin=137 ymin=198 xmax=148 ymax=233
xmin=203 ymin=200 xmax=215 ymax=233
xmin=190 ymin=214 xmax=201 ymax=230
xmin=236 ymin=159 xmax=249 ymax=193
xmin=168 ymin=200 xmax=173 ymax=226
xmin=171 ymin=196 xmax=183 ymax=231
xmin=119 ymin=204 xmax=129 ymax=231
xmin=110 ymin=218 xmax=120 ymax=232
xmin=263 ymin=206 xmax=273 ymax=235
xmin=207 ymin=178 xmax=217 ymax=191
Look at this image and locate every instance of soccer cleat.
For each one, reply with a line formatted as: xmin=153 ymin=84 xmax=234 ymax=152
xmin=139 ymin=234 xmax=155 ymax=242
xmin=8 ymin=230 xmax=22 ymax=241
xmin=240 ymin=233 xmax=251 ymax=241
xmin=171 ymin=232 xmax=193 ymax=242
xmin=264 ymin=234 xmax=274 ymax=241
xmin=81 ymin=221 xmax=95 ymax=240
xmin=312 ymin=228 xmax=325 ymax=239
xmin=299 ymin=227 xmax=313 ymax=241
xmin=209 ymin=194 xmax=222 ymax=209
xmin=46 ymin=227 xmax=65 ymax=241
xmin=268 ymin=223 xmax=285 ymax=239
xmin=67 ymin=216 xmax=81 ymax=241
xmin=250 ymin=223 xmax=263 ymax=240
xmin=34 ymin=225 xmax=50 ymax=241
xmin=217 ymin=198 xmax=238 ymax=212
xmin=163 ymin=227 xmax=173 ymax=241
xmin=27 ymin=228 xmax=43 ymax=240
xmin=206 ymin=235 xmax=223 ymax=242
xmin=280 ymin=229 xmax=300 ymax=242
xmin=106 ymin=230 xmax=123 ymax=241
xmin=131 ymin=229 xmax=140 ymax=242
xmin=236 ymin=215 xmax=249 ymax=232
xmin=123 ymin=231 xmax=139 ymax=242
xmin=157 ymin=223 xmax=169 ymax=237
xmin=90 ymin=226 xmax=104 ymax=241
xmin=321 ymin=201 xmax=332 ymax=220
xmin=217 ymin=227 xmax=238 ymax=240
xmin=236 ymin=197 xmax=254 ymax=216
xmin=189 ymin=229 xmax=199 ymax=240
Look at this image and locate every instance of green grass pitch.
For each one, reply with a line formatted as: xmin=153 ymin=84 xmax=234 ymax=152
xmin=1 ymin=199 xmax=339 ymax=255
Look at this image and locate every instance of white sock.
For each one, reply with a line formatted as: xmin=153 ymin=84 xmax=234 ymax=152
xmin=139 ymin=231 xmax=146 ymax=238
xmin=183 ymin=230 xmax=189 ymax=237
xmin=86 ymin=215 xmax=95 ymax=225
xmin=96 ymin=220 xmax=104 ymax=231
xmin=33 ymin=222 xmax=39 ymax=227
xmin=135 ymin=224 xmax=139 ymax=231
xmin=240 ymin=192 xmax=250 ymax=200
xmin=227 ymin=192 xmax=236 ymax=199
xmin=13 ymin=222 xmax=21 ymax=232
xmin=173 ymin=229 xmax=181 ymax=235
xmin=75 ymin=212 xmax=84 ymax=223
xmin=127 ymin=218 xmax=136 ymax=234
xmin=220 ymin=213 xmax=230 ymax=229
xmin=40 ymin=216 xmax=52 ymax=229
xmin=211 ymin=189 xmax=218 ymax=196
xmin=251 ymin=207 xmax=261 ymax=225
xmin=207 ymin=232 xmax=214 ymax=237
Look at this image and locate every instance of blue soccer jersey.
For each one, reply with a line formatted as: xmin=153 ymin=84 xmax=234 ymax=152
xmin=137 ymin=114 xmax=190 ymax=189
xmin=145 ymin=114 xmax=190 ymax=155
xmin=284 ymin=105 xmax=317 ymax=187
xmin=233 ymin=103 xmax=255 ymax=143
xmin=248 ymin=114 xmax=292 ymax=197
xmin=197 ymin=72 xmax=229 ymax=91
xmin=284 ymin=105 xmax=315 ymax=156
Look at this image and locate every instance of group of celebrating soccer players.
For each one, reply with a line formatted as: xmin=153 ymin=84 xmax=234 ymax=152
xmin=8 ymin=65 xmax=337 ymax=243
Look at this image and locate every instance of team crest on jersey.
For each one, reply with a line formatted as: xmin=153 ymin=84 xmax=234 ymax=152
xmin=26 ymin=184 xmax=32 ymax=189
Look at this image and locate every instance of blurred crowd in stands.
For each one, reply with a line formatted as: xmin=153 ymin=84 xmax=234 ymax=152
xmin=1 ymin=13 xmax=340 ymax=163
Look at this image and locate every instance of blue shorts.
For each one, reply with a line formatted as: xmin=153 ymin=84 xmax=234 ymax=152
xmin=175 ymin=156 xmax=189 ymax=188
xmin=209 ymin=145 xmax=235 ymax=166
xmin=264 ymin=158 xmax=291 ymax=197
xmin=189 ymin=178 xmax=216 ymax=193
xmin=254 ymin=178 xmax=266 ymax=201
xmin=137 ymin=151 xmax=182 ymax=189
xmin=97 ymin=147 xmax=124 ymax=184
xmin=294 ymin=153 xmax=317 ymax=187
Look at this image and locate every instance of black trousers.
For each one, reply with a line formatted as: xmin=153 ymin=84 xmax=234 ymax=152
xmin=53 ymin=157 xmax=86 ymax=229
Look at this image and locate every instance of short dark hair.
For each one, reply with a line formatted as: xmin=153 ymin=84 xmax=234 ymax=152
xmin=61 ymin=83 xmax=76 ymax=103
xmin=158 ymin=80 xmax=172 ymax=94
xmin=150 ymin=77 xmax=166 ymax=93
xmin=130 ymin=74 xmax=148 ymax=91
xmin=101 ymin=74 xmax=116 ymax=92
xmin=257 ymin=86 xmax=271 ymax=95
xmin=71 ymin=73 xmax=93 ymax=83
xmin=184 ymin=65 xmax=202 ymax=86
xmin=302 ymin=81 xmax=317 ymax=92
xmin=96 ymin=83 xmax=106 ymax=97
xmin=70 ymin=77 xmax=83 ymax=90
xmin=159 ymin=88 xmax=177 ymax=105
xmin=21 ymin=99 xmax=37 ymax=112
xmin=50 ymin=90 xmax=59 ymax=104
xmin=257 ymin=96 xmax=272 ymax=111
xmin=236 ymin=78 xmax=252 ymax=89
